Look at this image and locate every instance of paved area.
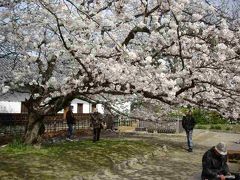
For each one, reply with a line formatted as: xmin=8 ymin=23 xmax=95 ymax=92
xmin=80 ymin=130 xmax=240 ymax=180
xmin=193 ymin=129 xmax=240 ymax=147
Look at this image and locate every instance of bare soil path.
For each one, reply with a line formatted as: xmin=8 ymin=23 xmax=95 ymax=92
xmin=0 ymin=130 xmax=239 ymax=180
xmin=83 ymin=130 xmax=240 ymax=180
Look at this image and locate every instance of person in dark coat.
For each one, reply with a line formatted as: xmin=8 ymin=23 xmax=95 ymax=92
xmin=201 ymin=142 xmax=239 ymax=180
xmin=66 ymin=106 xmax=75 ymax=141
xmin=182 ymin=109 xmax=196 ymax=152
xmin=90 ymin=109 xmax=105 ymax=142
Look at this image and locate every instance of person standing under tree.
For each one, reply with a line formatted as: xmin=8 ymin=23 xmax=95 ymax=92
xmin=90 ymin=109 xmax=105 ymax=142
xmin=182 ymin=109 xmax=196 ymax=152
xmin=66 ymin=105 xmax=75 ymax=141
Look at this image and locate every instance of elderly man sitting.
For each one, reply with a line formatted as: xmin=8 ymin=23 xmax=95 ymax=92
xmin=201 ymin=142 xmax=240 ymax=180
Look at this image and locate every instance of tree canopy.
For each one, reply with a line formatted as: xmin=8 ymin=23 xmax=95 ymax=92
xmin=0 ymin=0 xmax=239 ymax=119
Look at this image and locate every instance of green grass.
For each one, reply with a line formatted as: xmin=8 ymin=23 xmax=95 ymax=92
xmin=195 ymin=124 xmax=240 ymax=133
xmin=0 ymin=138 xmax=156 ymax=179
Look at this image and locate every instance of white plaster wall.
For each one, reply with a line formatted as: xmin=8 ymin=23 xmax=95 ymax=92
xmin=58 ymin=99 xmax=93 ymax=114
xmin=57 ymin=109 xmax=64 ymax=113
xmin=71 ymin=99 xmax=104 ymax=114
xmin=0 ymin=97 xmax=104 ymax=114
xmin=71 ymin=99 xmax=91 ymax=113
xmin=0 ymin=101 xmax=21 ymax=113
xmin=96 ymin=104 xmax=104 ymax=114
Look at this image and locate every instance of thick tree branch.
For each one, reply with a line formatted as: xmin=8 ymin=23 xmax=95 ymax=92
xmin=175 ymin=80 xmax=195 ymax=97
xmin=122 ymin=26 xmax=151 ymax=46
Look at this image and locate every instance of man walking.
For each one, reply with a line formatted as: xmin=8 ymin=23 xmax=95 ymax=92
xmin=182 ymin=109 xmax=196 ymax=152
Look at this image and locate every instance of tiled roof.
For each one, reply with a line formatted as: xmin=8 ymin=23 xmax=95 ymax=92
xmin=0 ymin=58 xmax=19 ymax=83
xmin=0 ymin=92 xmax=29 ymax=101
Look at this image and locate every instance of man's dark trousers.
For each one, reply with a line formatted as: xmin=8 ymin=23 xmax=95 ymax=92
xmin=93 ymin=128 xmax=101 ymax=142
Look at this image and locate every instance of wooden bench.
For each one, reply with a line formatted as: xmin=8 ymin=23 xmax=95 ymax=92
xmin=228 ymin=144 xmax=240 ymax=163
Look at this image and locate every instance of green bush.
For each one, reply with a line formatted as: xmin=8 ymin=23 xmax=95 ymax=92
xmin=147 ymin=128 xmax=155 ymax=133
xmin=8 ymin=136 xmax=28 ymax=150
xmin=210 ymin=125 xmax=222 ymax=130
xmin=225 ymin=127 xmax=232 ymax=131
xmin=196 ymin=125 xmax=207 ymax=129
xmin=175 ymin=107 xmax=228 ymax=125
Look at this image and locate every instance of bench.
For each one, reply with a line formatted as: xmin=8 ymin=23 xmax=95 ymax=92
xmin=228 ymin=144 xmax=240 ymax=163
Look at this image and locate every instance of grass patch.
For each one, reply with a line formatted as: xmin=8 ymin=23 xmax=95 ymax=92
xmin=0 ymin=138 xmax=156 ymax=179
xmin=195 ymin=124 xmax=240 ymax=133
xmin=195 ymin=125 xmax=207 ymax=129
xmin=210 ymin=125 xmax=222 ymax=130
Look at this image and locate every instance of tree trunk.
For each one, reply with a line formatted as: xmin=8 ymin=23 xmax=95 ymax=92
xmin=24 ymin=112 xmax=45 ymax=145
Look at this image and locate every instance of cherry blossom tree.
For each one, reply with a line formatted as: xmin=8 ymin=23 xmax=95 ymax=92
xmin=0 ymin=0 xmax=239 ymax=144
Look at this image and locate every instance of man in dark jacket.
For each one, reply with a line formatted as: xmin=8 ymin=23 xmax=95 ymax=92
xmin=202 ymin=142 xmax=239 ymax=180
xmin=182 ymin=109 xmax=196 ymax=152
xmin=66 ymin=106 xmax=75 ymax=141
xmin=90 ymin=109 xmax=104 ymax=142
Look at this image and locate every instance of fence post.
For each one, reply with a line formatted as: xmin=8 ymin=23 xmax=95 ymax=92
xmin=176 ymin=117 xmax=180 ymax=133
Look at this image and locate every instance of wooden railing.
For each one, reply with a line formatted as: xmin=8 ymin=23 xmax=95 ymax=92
xmin=0 ymin=113 xmax=183 ymax=136
xmin=137 ymin=119 xmax=184 ymax=133
xmin=0 ymin=113 xmax=92 ymax=136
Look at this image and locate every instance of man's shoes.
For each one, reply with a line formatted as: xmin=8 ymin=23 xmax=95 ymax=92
xmin=188 ymin=148 xmax=193 ymax=152
xmin=66 ymin=138 xmax=73 ymax=141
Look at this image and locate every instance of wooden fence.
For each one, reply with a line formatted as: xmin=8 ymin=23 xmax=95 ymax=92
xmin=0 ymin=113 xmax=92 ymax=136
xmin=0 ymin=113 xmax=133 ymax=136
xmin=0 ymin=113 xmax=183 ymax=137
xmin=136 ymin=119 xmax=184 ymax=133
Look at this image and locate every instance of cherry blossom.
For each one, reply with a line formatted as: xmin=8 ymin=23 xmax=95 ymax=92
xmin=0 ymin=0 xmax=239 ymax=143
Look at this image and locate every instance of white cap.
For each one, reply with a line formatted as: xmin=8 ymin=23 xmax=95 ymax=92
xmin=215 ymin=142 xmax=227 ymax=155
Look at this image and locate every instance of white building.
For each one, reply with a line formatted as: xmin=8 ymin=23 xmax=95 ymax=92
xmin=0 ymin=92 xmax=103 ymax=114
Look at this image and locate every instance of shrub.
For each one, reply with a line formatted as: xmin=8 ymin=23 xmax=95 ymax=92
xmin=175 ymin=108 xmax=227 ymax=125
xmin=196 ymin=125 xmax=207 ymax=129
xmin=210 ymin=125 xmax=222 ymax=130
xmin=157 ymin=128 xmax=166 ymax=133
xmin=9 ymin=137 xmax=25 ymax=149
xmin=156 ymin=128 xmax=176 ymax=133
xmin=147 ymin=128 xmax=155 ymax=133
xmin=225 ymin=127 xmax=231 ymax=131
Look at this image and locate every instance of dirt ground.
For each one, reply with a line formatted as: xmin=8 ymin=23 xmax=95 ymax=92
xmin=0 ymin=129 xmax=239 ymax=180
xmin=83 ymin=129 xmax=240 ymax=180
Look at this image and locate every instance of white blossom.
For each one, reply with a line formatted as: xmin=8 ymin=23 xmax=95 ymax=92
xmin=0 ymin=0 xmax=239 ymax=120
xmin=2 ymin=86 xmax=10 ymax=94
